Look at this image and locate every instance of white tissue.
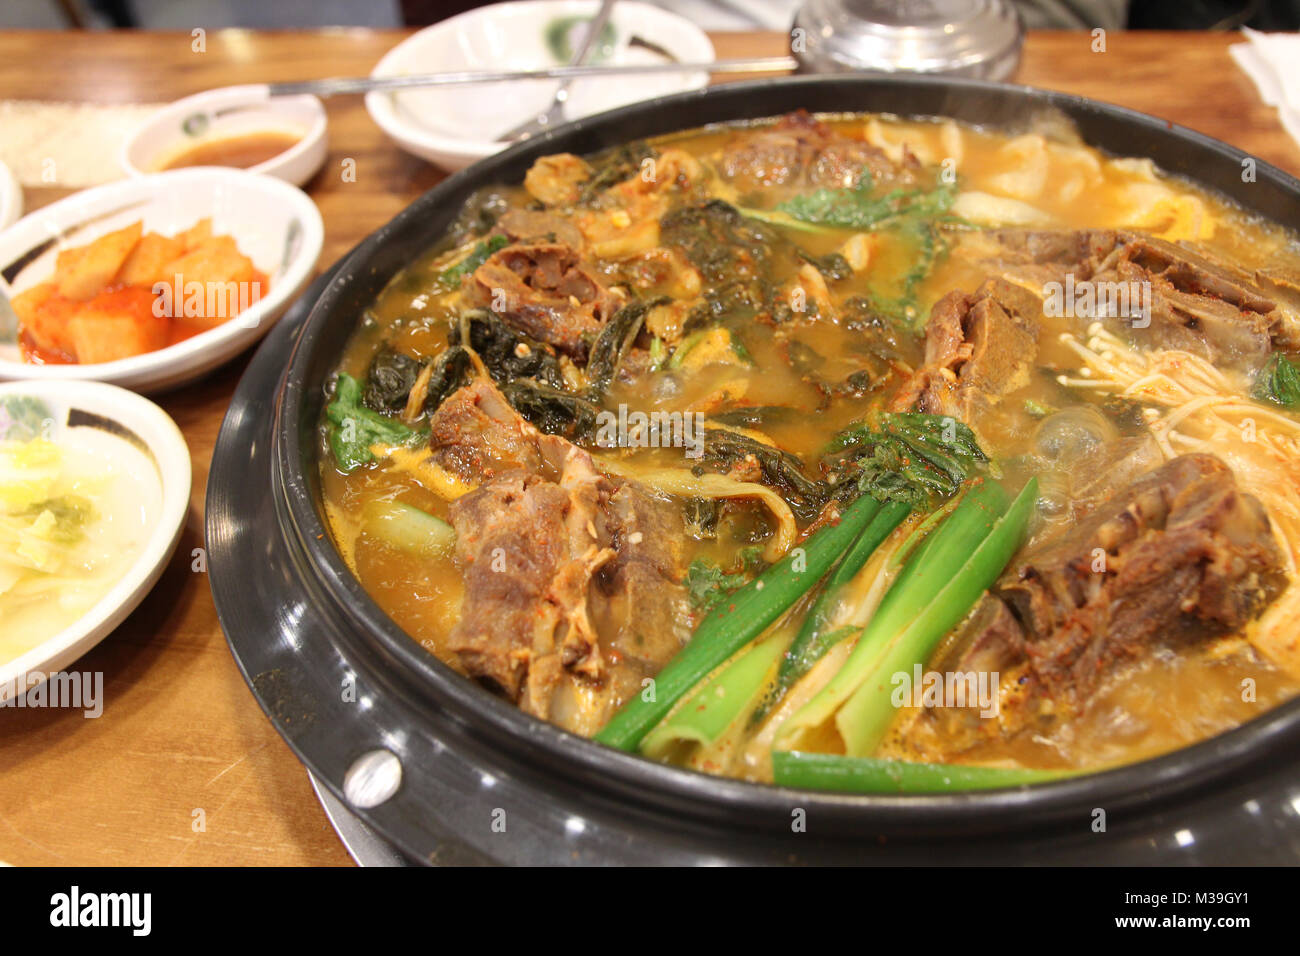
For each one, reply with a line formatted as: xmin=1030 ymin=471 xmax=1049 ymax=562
xmin=1230 ymin=27 xmax=1300 ymax=150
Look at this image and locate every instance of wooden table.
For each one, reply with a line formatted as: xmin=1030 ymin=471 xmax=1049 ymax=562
xmin=0 ymin=28 xmax=1293 ymax=867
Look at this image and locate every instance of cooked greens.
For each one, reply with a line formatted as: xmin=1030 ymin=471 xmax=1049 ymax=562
xmin=669 ymin=327 xmax=753 ymax=370
xmin=829 ymin=478 xmax=1036 ymax=756
xmin=796 ymin=248 xmax=853 ymax=281
xmin=360 ymin=500 xmax=455 ymax=558
xmin=751 ymin=500 xmax=910 ymax=725
xmin=777 ymin=477 xmax=1036 ymax=757
xmin=595 ymin=493 xmax=887 ymax=752
xmin=750 ymin=171 xmax=960 ymax=324
xmin=826 ymin=412 xmax=989 ymax=509
xmin=869 ymin=215 xmax=951 ymax=325
xmin=700 ymin=428 xmax=827 ymax=523
xmin=501 ymin=379 xmax=601 ymax=443
xmin=578 ymin=141 xmax=657 ymax=206
xmin=775 ymin=174 xmax=956 ymax=232
xmin=1 ymin=479 xmax=94 ymax=573
xmin=684 ymin=557 xmax=748 ymax=613
xmin=640 ymin=633 xmax=786 ymax=762
xmin=660 ymin=200 xmax=791 ymax=321
xmin=586 ymin=297 xmax=665 ymax=399
xmin=363 ymin=347 xmax=422 ymax=414
xmin=1253 ymin=352 xmax=1300 ymax=409
xmin=0 ymin=396 xmax=53 ymax=443
xmin=438 ymin=234 xmax=508 ymax=286
xmin=772 ymin=753 xmax=1075 ymax=793
xmin=451 ymin=312 xmax=564 ymax=390
xmin=422 ymin=346 xmax=475 ymax=416
xmin=326 ymin=373 xmax=426 ymax=473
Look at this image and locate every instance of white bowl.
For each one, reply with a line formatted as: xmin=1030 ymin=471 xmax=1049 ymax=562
xmin=366 ymin=0 xmax=715 ymax=170
xmin=0 ymin=167 xmax=323 ymax=392
xmin=121 ymin=84 xmax=329 ymax=188
xmin=0 ymin=379 xmax=190 ymax=704
xmin=0 ymin=161 xmax=21 ymax=231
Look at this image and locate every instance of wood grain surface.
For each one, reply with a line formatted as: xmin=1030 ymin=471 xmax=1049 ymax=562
xmin=0 ymin=28 xmax=1293 ymax=867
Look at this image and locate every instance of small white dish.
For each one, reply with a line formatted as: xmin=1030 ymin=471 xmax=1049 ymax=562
xmin=121 ymin=84 xmax=329 ymax=187
xmin=0 ymin=167 xmax=323 ymax=392
xmin=0 ymin=161 xmax=21 ymax=231
xmin=0 ymin=379 xmax=190 ymax=704
xmin=366 ymin=0 xmax=715 ymax=170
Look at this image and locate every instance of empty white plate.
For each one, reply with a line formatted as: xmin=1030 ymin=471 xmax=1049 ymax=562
xmin=366 ymin=0 xmax=715 ymax=170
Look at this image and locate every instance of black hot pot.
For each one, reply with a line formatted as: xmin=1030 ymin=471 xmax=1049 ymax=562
xmin=207 ymin=75 xmax=1300 ymax=865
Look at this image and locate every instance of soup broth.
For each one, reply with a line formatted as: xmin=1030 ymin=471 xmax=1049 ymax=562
xmin=157 ymin=130 xmax=301 ymax=171
xmin=319 ymin=112 xmax=1300 ymax=788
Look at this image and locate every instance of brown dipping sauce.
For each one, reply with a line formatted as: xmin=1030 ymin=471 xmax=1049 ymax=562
xmin=158 ymin=130 xmax=301 ymax=171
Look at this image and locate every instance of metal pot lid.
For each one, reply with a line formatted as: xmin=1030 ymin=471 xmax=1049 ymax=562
xmin=794 ymin=0 xmax=1023 ymax=80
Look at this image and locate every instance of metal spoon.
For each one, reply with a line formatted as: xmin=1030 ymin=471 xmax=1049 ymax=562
xmin=176 ymin=57 xmax=798 ymax=138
